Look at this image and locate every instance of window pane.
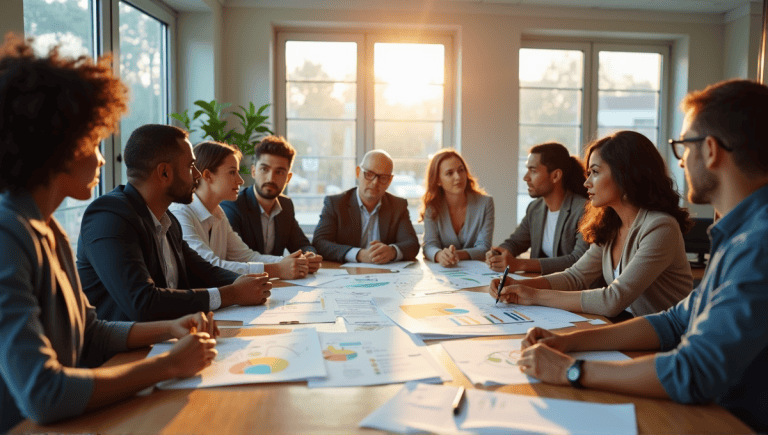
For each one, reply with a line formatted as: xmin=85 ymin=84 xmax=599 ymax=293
xmin=598 ymin=91 xmax=659 ymax=128
xmin=520 ymin=89 xmax=582 ymax=125
xmin=374 ymin=43 xmax=444 ymax=85
xmin=286 ymin=41 xmax=356 ymax=82
xmin=119 ymin=1 xmax=167 ymax=185
xmin=375 ymin=121 xmax=443 ymax=160
xmin=520 ymin=48 xmax=583 ymax=88
xmin=375 ymin=84 xmax=443 ymax=121
xmin=519 ymin=126 xmax=581 ymax=157
xmin=24 ymin=0 xmax=95 ymax=250
xmin=285 ymin=41 xmax=357 ymax=226
xmin=599 ymin=51 xmax=661 ymax=90
xmin=287 ymin=82 xmax=356 ymax=119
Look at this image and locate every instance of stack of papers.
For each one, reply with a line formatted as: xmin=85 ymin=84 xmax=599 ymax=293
xmin=441 ymin=337 xmax=631 ymax=386
xmin=360 ymin=382 xmax=638 ymax=435
xmin=213 ymin=287 xmax=339 ymax=325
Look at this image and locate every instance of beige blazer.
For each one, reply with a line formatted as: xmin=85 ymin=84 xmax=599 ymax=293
xmin=545 ymin=209 xmax=693 ymax=317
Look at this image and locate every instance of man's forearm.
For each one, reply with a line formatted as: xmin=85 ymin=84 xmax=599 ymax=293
xmin=566 ymin=317 xmax=661 ymax=352
xmin=126 ymin=321 xmax=173 ymax=348
xmin=582 ymin=355 xmax=668 ymax=398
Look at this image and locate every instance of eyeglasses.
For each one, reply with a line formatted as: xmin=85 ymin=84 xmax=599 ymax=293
xmin=360 ymin=168 xmax=394 ymax=183
xmin=668 ymin=136 xmax=733 ymax=160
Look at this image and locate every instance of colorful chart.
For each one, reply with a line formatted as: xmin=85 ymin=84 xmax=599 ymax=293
xmin=229 ymin=356 xmax=289 ymax=374
xmin=323 ymin=345 xmax=359 ymax=362
xmin=348 ymin=282 xmax=388 ymax=288
xmin=400 ymin=303 xmax=470 ymax=319
xmin=484 ymin=350 xmax=522 ymax=367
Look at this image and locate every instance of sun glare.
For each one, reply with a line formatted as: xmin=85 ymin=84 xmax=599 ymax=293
xmin=375 ymin=43 xmax=444 ymax=107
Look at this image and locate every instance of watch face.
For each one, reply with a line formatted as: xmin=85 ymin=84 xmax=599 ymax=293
xmin=567 ymin=366 xmax=580 ymax=381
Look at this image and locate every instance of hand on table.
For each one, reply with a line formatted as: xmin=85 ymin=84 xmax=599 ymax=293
xmin=485 ymin=247 xmax=520 ymax=272
xmin=517 ymin=342 xmax=574 ymax=385
xmin=165 ymin=332 xmax=218 ymax=378
xmin=276 ymin=250 xmax=309 ymax=279
xmin=357 ymin=241 xmax=396 ymax=264
xmin=169 ymin=311 xmax=219 ymax=339
xmin=489 ymin=276 xmax=538 ymax=305
xmin=435 ymin=245 xmax=460 ymax=267
xmin=227 ymin=273 xmax=272 ymax=306
xmin=305 ymin=251 xmax=323 ymax=273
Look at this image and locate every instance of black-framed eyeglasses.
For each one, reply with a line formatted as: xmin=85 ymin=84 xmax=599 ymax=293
xmin=361 ymin=168 xmax=394 ymax=183
xmin=668 ymin=136 xmax=733 ymax=160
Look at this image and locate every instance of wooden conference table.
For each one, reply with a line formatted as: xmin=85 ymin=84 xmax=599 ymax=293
xmin=12 ymin=261 xmax=749 ymax=434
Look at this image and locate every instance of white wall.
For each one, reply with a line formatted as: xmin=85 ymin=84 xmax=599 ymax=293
xmin=1 ymin=0 xmax=24 ymax=37
xmin=215 ymin=5 xmax=732 ymax=243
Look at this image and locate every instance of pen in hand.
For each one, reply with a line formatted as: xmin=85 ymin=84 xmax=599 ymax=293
xmin=495 ymin=265 xmax=510 ymax=305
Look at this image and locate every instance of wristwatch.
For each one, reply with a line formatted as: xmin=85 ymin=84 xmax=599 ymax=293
xmin=566 ymin=359 xmax=585 ymax=389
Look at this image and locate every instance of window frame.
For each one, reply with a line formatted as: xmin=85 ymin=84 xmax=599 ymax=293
xmin=275 ymin=29 xmax=456 ymax=232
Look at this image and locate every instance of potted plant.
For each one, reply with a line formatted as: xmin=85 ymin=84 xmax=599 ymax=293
xmin=171 ymin=100 xmax=273 ymax=174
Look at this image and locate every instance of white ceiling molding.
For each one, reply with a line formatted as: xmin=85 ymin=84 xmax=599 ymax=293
xmin=724 ymin=0 xmax=763 ymax=22
xmin=160 ymin=0 xmax=214 ymax=12
xmin=222 ymin=0 xmax=754 ymax=24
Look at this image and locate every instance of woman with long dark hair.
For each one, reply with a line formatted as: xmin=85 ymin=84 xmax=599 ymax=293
xmin=420 ymin=149 xmax=494 ymax=266
xmin=490 ymin=131 xmax=693 ymax=317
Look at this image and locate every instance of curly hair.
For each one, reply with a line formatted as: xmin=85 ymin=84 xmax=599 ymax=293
xmin=419 ymin=149 xmax=486 ymax=222
xmin=529 ymin=142 xmax=587 ymax=198
xmin=579 ymin=131 xmax=692 ymax=246
xmin=0 ymin=33 xmax=128 ymax=193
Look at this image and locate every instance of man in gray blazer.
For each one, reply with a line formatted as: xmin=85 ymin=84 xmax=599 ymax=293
xmin=313 ymin=150 xmax=419 ymax=263
xmin=487 ymin=143 xmax=589 ymax=274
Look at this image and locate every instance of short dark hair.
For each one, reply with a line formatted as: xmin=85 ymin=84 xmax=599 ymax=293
xmin=529 ymin=142 xmax=587 ymax=198
xmin=579 ymin=131 xmax=692 ymax=246
xmin=0 ymin=33 xmax=127 ymax=193
xmin=193 ymin=140 xmax=242 ymax=174
xmin=681 ymin=79 xmax=768 ymax=176
xmin=253 ymin=135 xmax=296 ymax=166
xmin=124 ymin=124 xmax=189 ymax=181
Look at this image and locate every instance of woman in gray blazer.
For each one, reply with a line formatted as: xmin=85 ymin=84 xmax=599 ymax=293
xmin=491 ymin=131 xmax=693 ymax=317
xmin=0 ymin=37 xmax=217 ymax=431
xmin=420 ymin=149 xmax=494 ymax=266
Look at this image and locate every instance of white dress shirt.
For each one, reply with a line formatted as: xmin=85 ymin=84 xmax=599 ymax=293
xmin=259 ymin=198 xmax=283 ymax=255
xmin=343 ymin=190 xmax=404 ymax=263
xmin=170 ymin=193 xmax=283 ymax=278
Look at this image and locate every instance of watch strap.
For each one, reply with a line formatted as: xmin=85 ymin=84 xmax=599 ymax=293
xmin=567 ymin=359 xmax=585 ymax=389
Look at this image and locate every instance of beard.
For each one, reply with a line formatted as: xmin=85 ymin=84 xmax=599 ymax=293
xmin=168 ymin=173 xmax=196 ymax=204
xmin=255 ymin=182 xmax=281 ymax=200
xmin=687 ymin=164 xmax=718 ymax=205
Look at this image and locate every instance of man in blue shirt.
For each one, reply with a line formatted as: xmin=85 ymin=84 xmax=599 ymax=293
xmin=505 ymin=79 xmax=768 ymax=432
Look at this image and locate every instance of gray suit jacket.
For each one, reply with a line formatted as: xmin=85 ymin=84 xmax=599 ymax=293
xmin=312 ymin=188 xmax=420 ymax=262
xmin=423 ymin=192 xmax=494 ymax=261
xmin=546 ymin=209 xmax=693 ymax=317
xmin=500 ymin=190 xmax=589 ymax=274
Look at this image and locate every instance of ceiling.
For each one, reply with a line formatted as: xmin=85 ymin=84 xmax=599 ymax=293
xmin=166 ymin=0 xmax=761 ymax=16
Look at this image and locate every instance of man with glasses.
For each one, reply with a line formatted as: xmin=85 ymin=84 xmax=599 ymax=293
xmin=313 ymin=149 xmax=419 ymax=263
xmin=77 ymin=125 xmax=273 ymax=322
xmin=513 ymin=79 xmax=768 ymax=433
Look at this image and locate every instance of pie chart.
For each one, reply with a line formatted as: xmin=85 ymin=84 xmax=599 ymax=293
xmin=229 ymin=356 xmax=289 ymax=374
xmin=323 ymin=345 xmax=358 ymax=362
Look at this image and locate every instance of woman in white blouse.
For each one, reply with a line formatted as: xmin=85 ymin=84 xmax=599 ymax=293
xmin=170 ymin=141 xmax=309 ymax=279
xmin=420 ymin=149 xmax=494 ymax=267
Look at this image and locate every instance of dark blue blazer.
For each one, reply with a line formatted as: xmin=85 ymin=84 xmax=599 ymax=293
xmin=76 ymin=183 xmax=239 ymax=322
xmin=221 ymin=187 xmax=314 ymax=256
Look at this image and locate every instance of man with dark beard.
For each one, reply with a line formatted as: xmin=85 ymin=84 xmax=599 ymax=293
xmin=222 ymin=135 xmax=321 ymax=273
xmin=77 ymin=124 xmax=273 ymax=322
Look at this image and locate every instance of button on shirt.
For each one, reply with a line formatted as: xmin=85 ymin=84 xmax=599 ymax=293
xmin=147 ymin=207 xmax=179 ymax=289
xmin=644 ymin=184 xmax=768 ymax=433
xmin=259 ymin=199 xmax=283 ymax=255
xmin=344 ymin=190 xmax=404 ymax=263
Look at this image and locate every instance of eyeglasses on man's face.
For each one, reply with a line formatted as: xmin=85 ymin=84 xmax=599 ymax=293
xmin=668 ymin=135 xmax=733 ymax=160
xmin=360 ymin=168 xmax=394 ymax=183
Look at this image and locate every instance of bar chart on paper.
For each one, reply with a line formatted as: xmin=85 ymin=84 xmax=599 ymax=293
xmin=399 ymin=302 xmax=534 ymax=328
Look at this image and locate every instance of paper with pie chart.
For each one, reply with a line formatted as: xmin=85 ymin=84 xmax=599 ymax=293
xmin=308 ymin=329 xmax=442 ymax=388
xmin=441 ymin=337 xmax=631 ymax=386
xmin=146 ymin=328 xmax=326 ymax=389
xmin=213 ymin=287 xmax=338 ymax=325
xmin=377 ymin=292 xmax=588 ymax=338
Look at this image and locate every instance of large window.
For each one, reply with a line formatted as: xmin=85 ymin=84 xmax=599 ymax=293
xmin=277 ymin=33 xmax=453 ymax=228
xmin=23 ymin=0 xmax=173 ymax=249
xmin=518 ymin=42 xmax=667 ymax=223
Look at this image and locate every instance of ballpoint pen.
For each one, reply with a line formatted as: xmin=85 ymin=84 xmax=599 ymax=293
xmin=452 ymin=386 xmax=466 ymax=415
xmin=495 ymin=265 xmax=510 ymax=305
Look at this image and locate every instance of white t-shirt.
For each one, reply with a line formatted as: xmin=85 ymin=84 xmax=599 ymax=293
xmin=541 ymin=209 xmax=560 ymax=258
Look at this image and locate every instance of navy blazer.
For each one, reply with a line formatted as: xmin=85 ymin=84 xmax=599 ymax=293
xmin=221 ymin=187 xmax=314 ymax=256
xmin=312 ymin=188 xmax=420 ymax=262
xmin=76 ymin=183 xmax=239 ymax=322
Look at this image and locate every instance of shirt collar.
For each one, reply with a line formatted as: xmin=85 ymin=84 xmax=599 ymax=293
xmin=355 ymin=187 xmax=382 ymax=215
xmin=189 ymin=192 xmax=222 ymax=223
xmin=1 ymin=190 xmax=58 ymax=241
xmin=258 ymin=197 xmax=283 ymax=219
xmin=147 ymin=206 xmax=172 ymax=233
xmin=710 ymin=183 xmax=768 ymax=243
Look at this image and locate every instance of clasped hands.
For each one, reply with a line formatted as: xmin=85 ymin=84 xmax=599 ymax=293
xmin=485 ymin=246 xmax=523 ymax=272
xmin=435 ymin=245 xmax=460 ymax=267
xmin=165 ymin=311 xmax=220 ymax=377
xmin=357 ymin=240 xmax=397 ymax=264
xmin=276 ymin=250 xmax=323 ymax=279
xmin=516 ymin=327 xmax=576 ymax=386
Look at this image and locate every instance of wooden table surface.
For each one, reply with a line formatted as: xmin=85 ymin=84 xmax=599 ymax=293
xmin=12 ymin=261 xmax=750 ymax=434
